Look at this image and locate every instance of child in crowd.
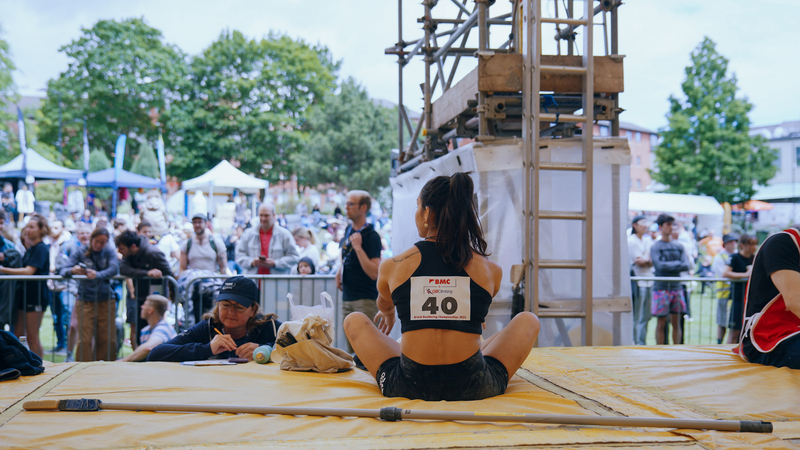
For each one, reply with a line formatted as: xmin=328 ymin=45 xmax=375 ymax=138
xmin=297 ymin=257 xmax=316 ymax=275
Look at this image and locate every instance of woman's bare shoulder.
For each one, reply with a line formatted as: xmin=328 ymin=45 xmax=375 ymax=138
xmin=380 ymin=245 xmax=422 ymax=290
xmin=467 ymin=253 xmax=503 ymax=295
xmin=390 ymin=245 xmax=422 ymax=264
xmin=471 ymin=252 xmax=501 ymax=272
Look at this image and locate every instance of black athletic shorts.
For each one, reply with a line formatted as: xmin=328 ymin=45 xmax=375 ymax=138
xmin=376 ymin=350 xmax=508 ymax=401
xmin=16 ymin=280 xmax=50 ymax=313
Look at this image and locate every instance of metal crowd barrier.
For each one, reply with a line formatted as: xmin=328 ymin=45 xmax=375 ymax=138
xmin=179 ymin=274 xmax=345 ymax=349
xmin=630 ymin=276 xmax=747 ymax=345
xmin=0 ymin=274 xmax=178 ymax=363
xmin=0 ymin=273 xmax=346 ymax=362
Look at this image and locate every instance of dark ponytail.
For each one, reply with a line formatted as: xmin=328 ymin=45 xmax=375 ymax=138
xmin=419 ymin=172 xmax=488 ymax=271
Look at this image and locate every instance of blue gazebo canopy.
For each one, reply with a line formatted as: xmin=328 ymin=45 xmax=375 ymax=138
xmin=66 ymin=168 xmax=164 ymax=189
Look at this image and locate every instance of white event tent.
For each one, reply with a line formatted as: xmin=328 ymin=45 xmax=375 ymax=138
xmin=0 ymin=149 xmax=83 ymax=182
xmin=628 ymin=191 xmax=724 ymax=236
xmin=181 ymin=160 xmax=269 ymax=216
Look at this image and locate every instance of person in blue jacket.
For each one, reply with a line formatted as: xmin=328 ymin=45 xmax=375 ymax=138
xmin=147 ymin=276 xmax=279 ymax=362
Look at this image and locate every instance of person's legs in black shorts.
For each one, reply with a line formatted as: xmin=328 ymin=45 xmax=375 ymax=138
xmin=376 ymin=351 xmax=508 ymax=401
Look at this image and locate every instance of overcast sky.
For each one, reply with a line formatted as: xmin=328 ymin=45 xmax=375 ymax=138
xmin=1 ymin=0 xmax=798 ymax=132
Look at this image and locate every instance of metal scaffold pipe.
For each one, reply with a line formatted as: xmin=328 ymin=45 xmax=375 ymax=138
xmin=432 ymin=9 xmax=479 ymax=61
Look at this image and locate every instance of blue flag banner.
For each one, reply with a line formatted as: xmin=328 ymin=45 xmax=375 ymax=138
xmin=17 ymin=107 xmax=27 ymax=171
xmin=157 ymin=133 xmax=167 ymax=186
xmin=113 ymin=134 xmax=127 ymax=185
xmin=83 ymin=119 xmax=90 ymax=174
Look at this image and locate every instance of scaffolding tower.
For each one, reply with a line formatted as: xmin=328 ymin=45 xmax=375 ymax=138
xmin=387 ymin=0 xmax=624 ymax=345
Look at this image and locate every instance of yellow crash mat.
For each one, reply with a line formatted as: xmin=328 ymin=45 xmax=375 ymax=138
xmin=0 ymin=346 xmax=797 ymax=449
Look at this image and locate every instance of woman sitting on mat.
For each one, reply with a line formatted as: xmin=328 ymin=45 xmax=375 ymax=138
xmin=344 ymin=173 xmax=540 ymax=401
xmin=147 ymin=276 xmax=280 ymax=362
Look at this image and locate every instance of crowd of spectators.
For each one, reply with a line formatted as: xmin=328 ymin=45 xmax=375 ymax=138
xmin=628 ymin=213 xmax=763 ymax=346
xmin=0 ymin=186 xmax=392 ymax=363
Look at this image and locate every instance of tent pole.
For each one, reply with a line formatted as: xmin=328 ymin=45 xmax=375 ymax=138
xmin=112 ymin=187 xmax=117 ymax=218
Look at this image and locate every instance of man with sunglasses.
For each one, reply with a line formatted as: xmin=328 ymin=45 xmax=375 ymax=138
xmin=147 ymin=276 xmax=280 ymax=362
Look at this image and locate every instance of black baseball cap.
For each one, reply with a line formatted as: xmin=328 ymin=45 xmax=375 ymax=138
xmin=631 ymin=215 xmax=646 ymax=226
xmin=216 ymin=276 xmax=258 ymax=307
xmin=723 ymin=233 xmax=738 ymax=244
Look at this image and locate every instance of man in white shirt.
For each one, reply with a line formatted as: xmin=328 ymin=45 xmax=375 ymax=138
xmin=628 ymin=215 xmax=654 ymax=345
xmin=15 ymin=183 xmax=35 ymax=222
xmin=67 ymin=188 xmax=85 ymax=216
xmin=137 ymin=220 xmax=181 ymax=273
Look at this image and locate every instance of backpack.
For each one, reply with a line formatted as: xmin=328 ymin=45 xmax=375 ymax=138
xmin=186 ymin=235 xmax=217 ymax=255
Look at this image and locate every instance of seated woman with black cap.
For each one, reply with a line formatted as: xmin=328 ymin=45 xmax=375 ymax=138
xmin=344 ymin=172 xmax=540 ymax=401
xmin=147 ymin=276 xmax=280 ymax=362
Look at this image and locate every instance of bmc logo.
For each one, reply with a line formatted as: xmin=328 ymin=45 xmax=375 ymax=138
xmin=428 ymin=278 xmax=451 ymax=285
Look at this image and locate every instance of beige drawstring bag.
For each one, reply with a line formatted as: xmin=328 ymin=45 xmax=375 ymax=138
xmin=271 ymin=314 xmax=354 ymax=373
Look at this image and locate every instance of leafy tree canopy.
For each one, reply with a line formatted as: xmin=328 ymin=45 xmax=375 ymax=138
xmin=88 ymin=148 xmax=111 ymax=173
xmin=0 ymin=23 xmax=15 ymax=110
xmin=37 ymin=18 xmax=188 ymax=167
xmin=166 ymin=30 xmax=339 ymax=182
xmin=293 ymin=77 xmax=396 ymax=196
xmin=0 ymin=23 xmax=18 ymax=160
xmin=130 ymin=140 xmax=159 ymax=179
xmin=652 ymin=37 xmax=776 ymax=204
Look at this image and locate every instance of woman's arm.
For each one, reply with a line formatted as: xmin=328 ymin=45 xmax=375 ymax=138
xmin=0 ymin=265 xmax=37 ymax=276
xmin=771 ymin=270 xmax=800 ymax=319
xmin=147 ymin=322 xmax=215 ymax=362
xmin=95 ymin=248 xmax=120 ymax=279
xmin=374 ymin=259 xmax=397 ymax=334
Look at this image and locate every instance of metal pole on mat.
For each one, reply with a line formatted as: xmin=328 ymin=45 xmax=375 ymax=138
xmin=23 ymin=399 xmax=773 ymax=433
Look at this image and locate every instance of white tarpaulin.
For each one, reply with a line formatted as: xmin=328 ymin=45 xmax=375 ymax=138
xmin=391 ymin=137 xmax=632 ymax=347
xmin=181 ymin=160 xmax=269 ymax=194
xmin=629 ymin=191 xmax=723 ymax=216
xmin=629 ymin=191 xmax=723 ymax=238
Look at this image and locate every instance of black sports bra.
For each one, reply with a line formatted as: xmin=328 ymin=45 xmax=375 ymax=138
xmin=391 ymin=241 xmax=493 ymax=335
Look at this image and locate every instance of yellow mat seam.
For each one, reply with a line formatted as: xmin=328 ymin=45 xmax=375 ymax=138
xmin=0 ymin=362 xmax=99 ymax=427
xmin=514 ymin=367 xmax=625 ymax=418
xmin=125 ymin=429 xmax=694 ymax=450
xmin=539 ymin=349 xmax=728 ymax=420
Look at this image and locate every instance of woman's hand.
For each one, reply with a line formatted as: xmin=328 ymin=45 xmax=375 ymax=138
xmin=210 ymin=334 xmax=238 ymax=355
xmin=235 ymin=342 xmax=259 ymax=361
xmin=374 ymin=308 xmax=396 ymax=335
xmin=72 ymin=266 xmax=87 ymax=276
xmin=86 ymin=268 xmax=97 ymax=279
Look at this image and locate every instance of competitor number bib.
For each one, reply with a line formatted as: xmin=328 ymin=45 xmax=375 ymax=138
xmin=410 ymin=276 xmax=471 ymax=320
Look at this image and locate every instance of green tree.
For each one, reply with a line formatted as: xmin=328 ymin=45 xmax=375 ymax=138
xmin=0 ymin=23 xmax=14 ymax=113
xmin=167 ymin=30 xmax=339 ymax=182
xmin=37 ymin=18 xmax=188 ymax=166
xmin=88 ymin=149 xmax=113 ymax=199
xmin=2 ymin=105 xmax=61 ymax=166
xmin=652 ymin=37 xmax=776 ymax=204
xmin=293 ymin=78 xmax=396 ymax=195
xmin=89 ymin=148 xmax=111 ymax=173
xmin=130 ymin=140 xmax=159 ymax=179
xmin=0 ymin=23 xmax=18 ymax=161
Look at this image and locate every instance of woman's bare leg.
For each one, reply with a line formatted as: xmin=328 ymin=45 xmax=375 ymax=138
xmin=481 ymin=312 xmax=539 ymax=378
xmin=25 ymin=311 xmax=44 ymax=357
xmin=670 ymin=313 xmax=681 ymax=345
xmin=655 ymin=317 xmax=667 ymax=345
xmin=343 ymin=312 xmax=401 ymax=379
